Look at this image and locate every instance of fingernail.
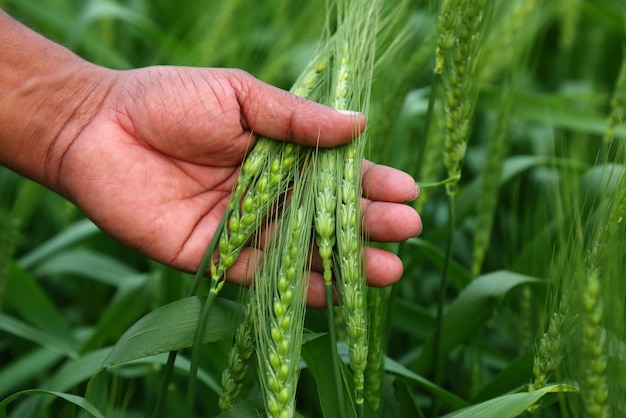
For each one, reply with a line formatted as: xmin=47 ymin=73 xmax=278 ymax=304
xmin=405 ymin=182 xmax=420 ymax=203
xmin=336 ymin=109 xmax=363 ymax=117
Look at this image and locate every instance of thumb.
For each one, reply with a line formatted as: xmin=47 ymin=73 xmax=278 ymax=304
xmin=228 ymin=69 xmax=366 ymax=147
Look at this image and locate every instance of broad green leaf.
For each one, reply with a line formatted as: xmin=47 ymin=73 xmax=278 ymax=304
xmin=102 ymin=296 xmax=237 ymax=368
xmin=18 ymin=219 xmax=100 ymax=269
xmin=48 ymin=348 xmax=220 ymax=396
xmin=301 ymin=334 xmax=377 ymax=418
xmin=384 ymin=358 xmax=467 ymax=410
xmin=23 ymin=348 xmax=221 ymax=415
xmin=390 ymin=299 xmax=434 ymax=340
xmin=46 ymin=347 xmax=221 ymax=395
xmin=31 ymin=248 xmax=139 ymax=287
xmin=43 ymin=348 xmax=110 ymax=393
xmin=4 ymin=262 xmax=77 ymax=347
xmin=404 ymin=238 xmax=473 ymax=289
xmin=118 ymin=352 xmax=222 ymax=394
xmin=392 ymin=379 xmax=426 ymax=418
xmin=442 ymin=384 xmax=578 ymax=418
xmin=0 ymin=312 xmax=77 ymax=357
xmin=0 ymin=347 xmax=63 ymax=399
xmin=0 ymin=389 xmax=105 ymax=418
xmin=79 ymin=275 xmax=153 ymax=352
xmin=301 ymin=333 xmax=355 ymax=418
xmin=82 ymin=370 xmax=110 ymax=418
xmin=412 ymin=270 xmax=541 ymax=375
xmin=472 ymin=351 xmax=533 ymax=403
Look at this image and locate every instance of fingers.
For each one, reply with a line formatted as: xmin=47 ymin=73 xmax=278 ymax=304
xmin=362 ymin=160 xmax=419 ymax=203
xmin=361 ymin=160 xmax=422 ymax=241
xmin=362 ymin=199 xmax=422 ymax=242
xmin=307 ymin=245 xmax=404 ymax=303
xmin=227 ymin=70 xmax=366 ymax=147
xmin=223 ymin=245 xmax=405 ymax=308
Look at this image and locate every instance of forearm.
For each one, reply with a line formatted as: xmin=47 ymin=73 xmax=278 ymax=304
xmin=0 ymin=10 xmax=112 ymax=191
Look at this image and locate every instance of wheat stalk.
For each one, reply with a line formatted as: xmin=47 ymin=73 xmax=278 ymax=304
xmin=254 ymin=168 xmax=314 ymax=418
xmin=471 ymin=94 xmax=512 ymax=276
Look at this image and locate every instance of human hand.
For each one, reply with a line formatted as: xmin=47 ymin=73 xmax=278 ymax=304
xmin=50 ymin=66 xmax=421 ymax=306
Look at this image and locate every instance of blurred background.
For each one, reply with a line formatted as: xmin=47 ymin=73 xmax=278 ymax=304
xmin=1 ymin=0 xmax=625 ymax=417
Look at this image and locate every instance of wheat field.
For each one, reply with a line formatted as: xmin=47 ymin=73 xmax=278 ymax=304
xmin=1 ymin=0 xmax=625 ymax=417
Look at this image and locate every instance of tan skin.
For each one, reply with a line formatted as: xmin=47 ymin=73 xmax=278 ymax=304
xmin=0 ymin=11 xmax=422 ymax=307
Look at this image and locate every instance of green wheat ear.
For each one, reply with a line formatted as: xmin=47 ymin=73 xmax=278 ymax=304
xmin=219 ymin=300 xmax=255 ymax=411
xmin=439 ymin=0 xmax=488 ymax=196
xmin=254 ymin=163 xmax=315 ymax=418
xmin=539 ymin=162 xmax=626 ymax=417
xmin=579 ymin=163 xmax=626 ymax=417
xmin=328 ymin=0 xmax=380 ymax=409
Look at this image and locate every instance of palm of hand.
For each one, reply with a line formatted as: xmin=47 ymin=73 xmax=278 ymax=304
xmin=60 ymin=67 xmax=252 ymax=271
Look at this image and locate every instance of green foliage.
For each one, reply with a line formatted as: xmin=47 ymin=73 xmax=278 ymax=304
xmin=2 ymin=0 xmax=626 ymax=417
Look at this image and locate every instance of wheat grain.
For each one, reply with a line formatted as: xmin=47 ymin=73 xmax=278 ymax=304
xmin=314 ymin=149 xmax=338 ymax=286
xmin=581 ymin=270 xmax=609 ymax=418
xmin=219 ymin=303 xmax=255 ymax=411
xmin=530 ymin=311 xmax=566 ymax=394
xmin=434 ymin=0 xmax=462 ymax=75
xmin=255 ymin=187 xmax=313 ymax=418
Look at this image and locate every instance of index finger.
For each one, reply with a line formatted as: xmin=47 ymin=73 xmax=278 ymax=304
xmin=227 ymin=69 xmax=366 ymax=147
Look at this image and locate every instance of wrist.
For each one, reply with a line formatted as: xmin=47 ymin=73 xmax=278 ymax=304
xmin=0 ymin=11 xmax=115 ymax=192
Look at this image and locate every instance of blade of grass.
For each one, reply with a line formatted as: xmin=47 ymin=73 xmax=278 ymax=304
xmin=102 ymin=296 xmax=236 ymax=368
xmin=78 ymin=276 xmax=154 ymax=353
xmin=384 ymin=357 xmax=468 ymax=410
xmin=0 ymin=389 xmax=106 ymax=418
xmin=412 ymin=271 xmax=543 ymax=376
xmin=4 ymin=262 xmax=77 ymax=346
xmin=18 ymin=218 xmax=100 ymax=269
xmin=0 ymin=347 xmax=63 ymax=399
xmin=0 ymin=312 xmax=78 ymax=357
xmin=30 ymin=248 xmax=139 ymax=287
xmin=301 ymin=333 xmax=358 ymax=418
xmin=441 ymin=384 xmax=578 ymax=418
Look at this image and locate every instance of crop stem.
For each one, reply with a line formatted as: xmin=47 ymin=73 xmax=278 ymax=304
xmin=186 ymin=287 xmax=219 ymax=414
xmin=432 ymin=192 xmax=455 ymax=416
xmin=153 ymin=214 xmax=227 ymax=418
xmin=325 ymin=282 xmax=347 ymax=417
